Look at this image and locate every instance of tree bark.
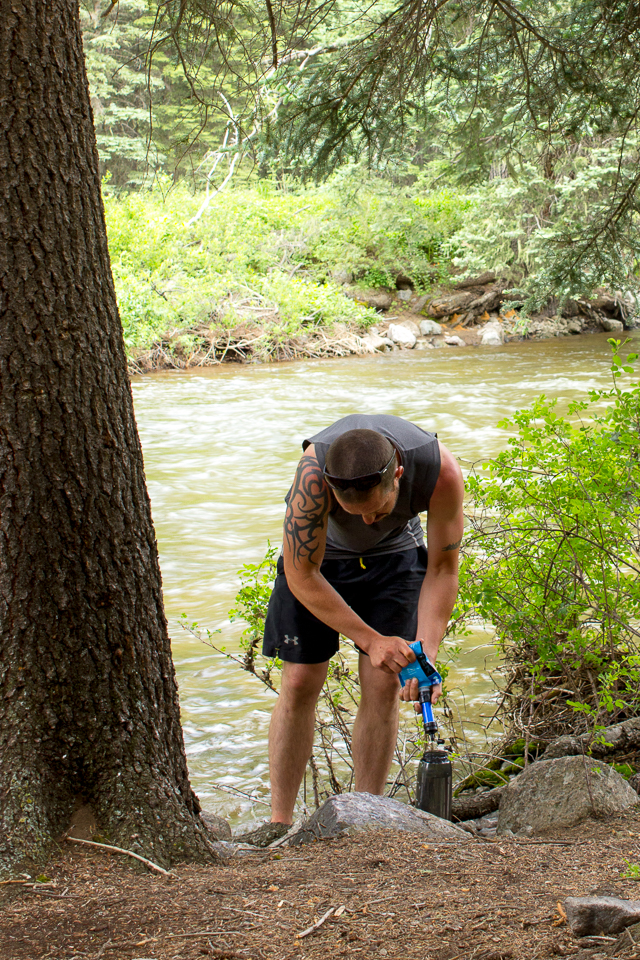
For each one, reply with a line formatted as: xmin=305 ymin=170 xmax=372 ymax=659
xmin=0 ymin=0 xmax=215 ymax=871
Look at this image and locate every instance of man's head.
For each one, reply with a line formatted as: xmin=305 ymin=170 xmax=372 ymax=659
xmin=323 ymin=428 xmax=403 ymax=523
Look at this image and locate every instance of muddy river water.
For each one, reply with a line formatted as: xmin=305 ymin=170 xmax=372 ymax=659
xmin=131 ymin=331 xmax=639 ymax=826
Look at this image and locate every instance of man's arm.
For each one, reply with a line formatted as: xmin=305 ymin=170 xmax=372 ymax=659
xmin=282 ymin=446 xmax=415 ymax=674
xmin=400 ymin=442 xmax=465 ymax=704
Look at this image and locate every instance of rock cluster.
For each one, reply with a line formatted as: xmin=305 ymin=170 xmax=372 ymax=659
xmin=345 ymin=273 xmax=638 ymax=351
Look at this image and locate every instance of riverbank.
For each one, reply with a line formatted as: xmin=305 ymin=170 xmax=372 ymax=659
xmin=127 ymin=274 xmax=635 ymax=375
xmin=4 ymin=808 xmax=640 ymax=960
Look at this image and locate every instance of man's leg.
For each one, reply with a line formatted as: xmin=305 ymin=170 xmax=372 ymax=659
xmin=352 ymin=652 xmax=400 ymax=794
xmin=269 ymin=660 xmax=328 ymax=824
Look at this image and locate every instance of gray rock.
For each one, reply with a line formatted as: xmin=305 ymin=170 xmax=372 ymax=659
xmin=609 ymin=920 xmax=640 ymax=954
xmin=540 ymin=735 xmax=585 ymax=760
xmin=601 ymin=316 xmax=624 ymax=332
xmin=444 ymin=335 xmax=466 ymax=347
xmin=419 ymin=319 xmax=443 ymax=336
xmin=331 ymin=268 xmax=353 ymax=285
xmin=397 ymin=289 xmax=412 ymax=302
xmin=200 ymin=810 xmax=232 ymax=840
xmin=346 ymin=288 xmax=394 ymax=311
xmin=564 ymin=317 xmax=584 ymax=334
xmin=565 ymin=896 xmax=640 ymax=937
xmin=287 ymin=792 xmax=469 ymax=846
xmin=497 ymin=756 xmax=638 ymax=837
xmin=387 ymin=323 xmax=417 ymax=348
xmin=396 ymin=318 xmax=421 ymax=336
xmin=360 ymin=332 xmax=394 ymax=353
xmin=209 ymin=839 xmax=258 ymax=857
xmin=480 ymin=321 xmax=504 ymax=346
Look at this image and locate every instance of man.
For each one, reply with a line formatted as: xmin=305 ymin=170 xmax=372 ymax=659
xmin=261 ymin=413 xmax=464 ymax=836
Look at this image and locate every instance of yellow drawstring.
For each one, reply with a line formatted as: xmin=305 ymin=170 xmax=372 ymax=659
xmin=359 ymin=557 xmax=366 ymax=570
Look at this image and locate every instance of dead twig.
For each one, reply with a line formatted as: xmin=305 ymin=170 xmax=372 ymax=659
xmin=297 ymin=905 xmax=342 ymax=938
xmin=64 ymin=836 xmax=175 ymax=878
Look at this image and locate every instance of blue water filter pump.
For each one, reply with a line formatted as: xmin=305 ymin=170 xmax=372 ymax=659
xmin=399 ymin=640 xmax=453 ymax=821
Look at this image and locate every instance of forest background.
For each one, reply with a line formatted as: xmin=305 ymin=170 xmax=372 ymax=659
xmin=84 ymin=0 xmax=640 ymax=357
xmin=87 ymin=0 xmax=640 ymax=768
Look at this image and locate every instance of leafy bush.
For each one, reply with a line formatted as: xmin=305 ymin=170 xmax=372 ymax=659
xmin=104 ymin=175 xmax=470 ymax=352
xmin=454 ymin=340 xmax=640 ymax=744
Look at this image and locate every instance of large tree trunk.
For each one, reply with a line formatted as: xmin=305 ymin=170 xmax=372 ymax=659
xmin=0 ymin=0 xmax=215 ymax=871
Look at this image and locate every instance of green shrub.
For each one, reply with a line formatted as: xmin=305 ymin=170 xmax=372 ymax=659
xmin=104 ymin=175 xmax=469 ymax=352
xmin=454 ymin=340 xmax=640 ymax=742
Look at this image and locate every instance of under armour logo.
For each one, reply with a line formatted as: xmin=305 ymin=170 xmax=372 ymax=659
xmin=283 ymin=634 xmax=299 ymax=646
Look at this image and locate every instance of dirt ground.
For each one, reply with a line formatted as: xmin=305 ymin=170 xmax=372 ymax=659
xmin=3 ymin=810 xmax=640 ymax=960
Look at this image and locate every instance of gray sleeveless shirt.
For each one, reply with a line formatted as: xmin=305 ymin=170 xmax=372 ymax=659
xmin=301 ymin=414 xmax=440 ymax=560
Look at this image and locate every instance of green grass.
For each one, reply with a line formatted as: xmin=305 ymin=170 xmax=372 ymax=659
xmin=104 ymin=175 xmax=471 ymax=353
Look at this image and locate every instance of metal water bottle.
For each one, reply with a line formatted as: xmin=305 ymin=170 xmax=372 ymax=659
xmin=416 ymin=745 xmax=452 ymax=820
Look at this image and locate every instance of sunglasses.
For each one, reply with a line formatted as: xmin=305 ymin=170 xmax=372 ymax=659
xmin=323 ymin=451 xmax=396 ymax=492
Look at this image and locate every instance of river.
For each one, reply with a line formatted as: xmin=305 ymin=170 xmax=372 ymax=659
xmin=131 ymin=330 xmax=639 ymax=827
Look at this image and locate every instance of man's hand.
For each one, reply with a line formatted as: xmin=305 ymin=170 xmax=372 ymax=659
xmin=398 ymin=639 xmax=442 ymax=707
xmin=399 ymin=676 xmax=443 ymax=706
xmin=367 ymin=636 xmax=416 ymax=674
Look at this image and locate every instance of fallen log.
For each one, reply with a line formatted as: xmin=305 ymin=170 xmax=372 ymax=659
xmin=451 ymin=785 xmax=505 ymax=822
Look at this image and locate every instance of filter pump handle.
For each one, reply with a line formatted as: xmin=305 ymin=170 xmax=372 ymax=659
xmin=399 ymin=640 xmax=443 ymax=691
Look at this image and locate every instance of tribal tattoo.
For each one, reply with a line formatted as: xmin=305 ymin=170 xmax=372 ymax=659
xmin=442 ymin=537 xmax=462 ymax=552
xmin=284 ymin=455 xmax=331 ymax=568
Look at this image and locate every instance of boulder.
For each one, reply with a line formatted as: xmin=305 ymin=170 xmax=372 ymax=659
xmin=564 ymin=317 xmax=584 ymax=334
xmin=444 ymin=335 xmax=466 ymax=347
xmin=397 ymin=318 xmax=421 ymax=336
xmin=427 ymin=292 xmax=476 ymax=318
xmin=331 ymin=268 xmax=353 ymax=285
xmin=360 ymin=332 xmax=394 ymax=353
xmin=347 ymin=288 xmax=394 ymax=311
xmin=200 ymin=810 xmax=232 ymax=840
xmin=398 ymin=289 xmax=412 ymax=302
xmin=387 ymin=323 xmax=417 ymax=348
xmin=540 ymin=735 xmax=585 ymax=760
xmin=287 ymin=792 xmax=469 ymax=846
xmin=419 ymin=319 xmax=443 ymax=336
xmin=610 ymin=920 xmax=640 ymax=955
xmin=565 ymin=897 xmax=640 ymax=938
xmin=480 ymin=322 xmax=504 ymax=346
xmin=497 ymin=756 xmax=638 ymax=837
xmin=601 ymin=316 xmax=624 ymax=332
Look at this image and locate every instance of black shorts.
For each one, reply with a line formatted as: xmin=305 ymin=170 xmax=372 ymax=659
xmin=262 ymin=545 xmax=428 ymax=664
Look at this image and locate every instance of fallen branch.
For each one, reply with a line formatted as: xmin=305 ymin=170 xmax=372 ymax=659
xmin=64 ymin=836 xmax=175 ymax=878
xmin=297 ymin=906 xmax=340 ymax=938
xmin=452 ymin=785 xmax=505 ymax=821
